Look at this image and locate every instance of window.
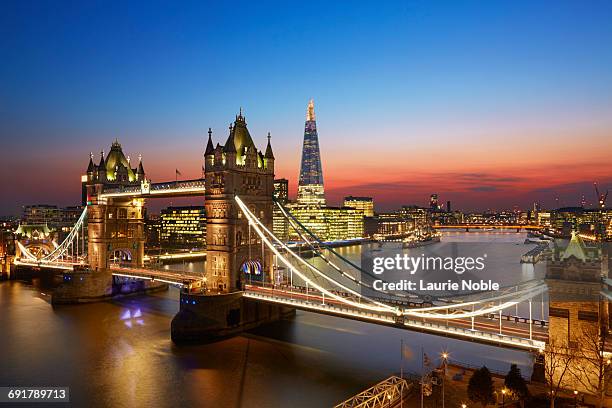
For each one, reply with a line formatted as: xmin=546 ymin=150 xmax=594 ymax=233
xmin=549 ymin=307 xmax=569 ymax=318
xmin=578 ymin=310 xmax=599 ymax=322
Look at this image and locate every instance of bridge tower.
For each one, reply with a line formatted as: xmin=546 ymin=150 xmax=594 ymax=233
xmin=84 ymin=141 xmax=147 ymax=270
xmin=171 ymin=112 xmax=290 ymax=343
xmin=542 ymin=233 xmax=610 ymax=394
xmin=546 ymin=233 xmax=608 ymax=347
xmin=204 ymin=112 xmax=275 ymax=292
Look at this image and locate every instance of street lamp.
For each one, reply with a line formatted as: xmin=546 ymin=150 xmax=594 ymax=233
xmin=573 ymin=390 xmax=578 ymax=408
xmin=501 ymin=388 xmax=506 ymax=407
xmin=461 ymin=404 xmax=467 ymax=408
xmin=441 ymin=352 xmax=449 ymax=408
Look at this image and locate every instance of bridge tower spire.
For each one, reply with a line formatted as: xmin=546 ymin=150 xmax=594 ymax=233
xmin=204 ymin=111 xmax=274 ymax=292
xmin=85 ymin=141 xmax=145 ymax=271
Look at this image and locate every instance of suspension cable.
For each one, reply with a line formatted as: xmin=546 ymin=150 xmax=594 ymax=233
xmin=42 ymin=207 xmax=87 ymax=262
xmin=235 ymin=196 xmax=399 ymax=314
xmin=240 ymin=198 xmax=394 ymax=310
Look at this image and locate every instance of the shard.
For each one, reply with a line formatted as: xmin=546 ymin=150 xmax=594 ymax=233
xmin=297 ymin=99 xmax=326 ymax=206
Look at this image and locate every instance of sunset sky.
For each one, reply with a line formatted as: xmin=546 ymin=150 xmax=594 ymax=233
xmin=1 ymin=1 xmax=612 ymax=215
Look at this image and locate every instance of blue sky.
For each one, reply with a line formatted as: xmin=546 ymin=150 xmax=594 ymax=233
xmin=1 ymin=1 xmax=612 ymax=214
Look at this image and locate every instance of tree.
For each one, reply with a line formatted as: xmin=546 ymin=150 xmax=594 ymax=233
xmin=505 ymin=363 xmax=529 ymax=406
xmin=543 ymin=338 xmax=575 ymax=408
xmin=571 ymin=324 xmax=612 ymax=408
xmin=468 ymin=366 xmax=495 ymax=407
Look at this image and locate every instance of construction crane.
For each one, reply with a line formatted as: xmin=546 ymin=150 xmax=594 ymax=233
xmin=594 ymin=182 xmax=609 ymax=208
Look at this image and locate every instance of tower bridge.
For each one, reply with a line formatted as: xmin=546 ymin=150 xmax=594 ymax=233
xmin=13 ymin=110 xmax=551 ymax=351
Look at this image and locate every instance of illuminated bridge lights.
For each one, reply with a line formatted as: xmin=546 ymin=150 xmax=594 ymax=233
xmin=14 ymin=259 xmax=79 ymax=270
xmin=100 ymin=179 xmax=206 ymax=199
xmin=244 ymin=287 xmax=546 ymax=350
xmin=17 ymin=191 xmax=548 ymax=351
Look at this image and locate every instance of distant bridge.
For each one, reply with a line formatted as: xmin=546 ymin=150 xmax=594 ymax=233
xmin=433 ymin=224 xmax=543 ymax=230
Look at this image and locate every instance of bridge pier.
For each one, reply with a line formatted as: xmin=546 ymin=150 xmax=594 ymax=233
xmin=171 ymin=291 xmax=294 ymax=343
xmin=51 ymin=269 xmax=167 ymax=304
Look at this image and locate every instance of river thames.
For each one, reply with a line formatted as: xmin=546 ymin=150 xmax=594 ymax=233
xmin=0 ymin=232 xmax=546 ymax=407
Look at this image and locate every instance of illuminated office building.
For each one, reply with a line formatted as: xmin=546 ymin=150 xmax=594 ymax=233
xmin=273 ymin=178 xmax=290 ymax=241
xmin=145 ymin=215 xmax=162 ymax=248
xmin=160 ymin=206 xmax=206 ymax=248
xmin=344 ymin=196 xmax=374 ymax=217
xmin=538 ymin=211 xmax=551 ymax=228
xmin=374 ymin=213 xmax=414 ymax=237
xmin=274 ymin=179 xmax=289 ymax=204
xmin=297 ymin=99 xmax=325 ymax=206
xmin=398 ymin=206 xmax=430 ymax=226
xmin=285 ymin=204 xmax=364 ymax=242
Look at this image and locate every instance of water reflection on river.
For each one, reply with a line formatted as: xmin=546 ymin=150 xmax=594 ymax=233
xmin=0 ymin=232 xmax=543 ymax=407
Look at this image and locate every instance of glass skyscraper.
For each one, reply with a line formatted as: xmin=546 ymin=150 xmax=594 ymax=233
xmin=297 ymin=99 xmax=326 ymax=206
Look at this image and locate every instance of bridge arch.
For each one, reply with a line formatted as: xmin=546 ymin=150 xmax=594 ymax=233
xmin=109 ymin=248 xmax=133 ymax=263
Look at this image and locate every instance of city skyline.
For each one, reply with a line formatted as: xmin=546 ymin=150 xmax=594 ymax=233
xmin=3 ymin=3 xmax=612 ymax=407
xmin=2 ymin=1 xmax=612 ymax=214
xmin=2 ymin=101 xmax=611 ymax=216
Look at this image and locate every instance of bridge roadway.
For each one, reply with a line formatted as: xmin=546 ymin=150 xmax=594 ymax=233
xmin=14 ymin=258 xmax=84 ymax=270
xmin=109 ymin=264 xmax=204 ymax=286
xmin=243 ymin=284 xmax=547 ymax=351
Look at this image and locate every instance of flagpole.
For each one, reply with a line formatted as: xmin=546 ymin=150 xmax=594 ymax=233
xmin=400 ymin=339 xmax=404 ymax=408
xmin=421 ymin=347 xmax=424 ymax=408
